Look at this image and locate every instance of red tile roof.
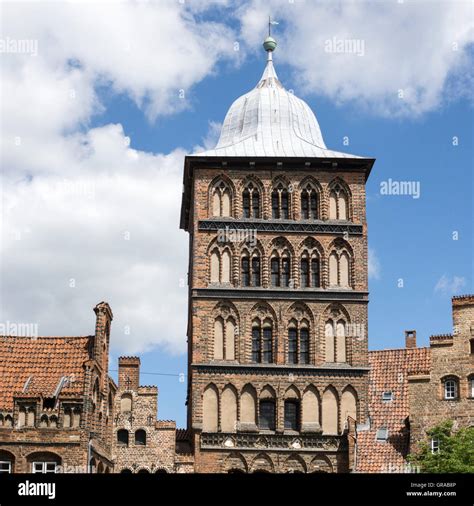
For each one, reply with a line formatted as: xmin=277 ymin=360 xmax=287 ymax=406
xmin=0 ymin=335 xmax=92 ymax=410
xmin=356 ymin=347 xmax=431 ymax=473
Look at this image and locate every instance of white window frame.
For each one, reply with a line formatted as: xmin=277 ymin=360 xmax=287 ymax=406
xmin=431 ymin=438 xmax=440 ymax=454
xmin=444 ymin=379 xmax=457 ymax=400
xmin=382 ymin=391 xmax=393 ymax=402
xmin=0 ymin=461 xmax=12 ymax=473
xmin=32 ymin=462 xmax=58 ymax=474
xmin=470 ymin=378 xmax=474 ymax=398
xmin=376 ymin=428 xmax=389 ymax=442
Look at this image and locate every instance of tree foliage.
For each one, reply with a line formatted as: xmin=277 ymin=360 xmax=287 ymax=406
xmin=408 ymin=420 xmax=474 ymax=473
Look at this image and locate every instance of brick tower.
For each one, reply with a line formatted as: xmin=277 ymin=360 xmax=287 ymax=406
xmin=180 ymin=34 xmax=375 ymax=473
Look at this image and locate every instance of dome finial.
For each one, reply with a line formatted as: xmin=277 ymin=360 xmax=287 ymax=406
xmin=263 ymin=16 xmax=278 ymax=54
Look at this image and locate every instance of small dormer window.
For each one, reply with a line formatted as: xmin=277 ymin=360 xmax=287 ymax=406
xmin=382 ymin=391 xmax=393 ymax=402
xmin=376 ymin=428 xmax=388 ymax=442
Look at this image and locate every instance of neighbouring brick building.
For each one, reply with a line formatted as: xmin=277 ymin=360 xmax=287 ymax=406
xmin=408 ymin=295 xmax=474 ymax=450
xmin=355 ymin=295 xmax=474 ymax=473
xmin=179 ymin=36 xmax=375 ymax=473
xmin=113 ymin=357 xmax=194 ymax=473
xmin=0 ymin=302 xmax=116 ymax=474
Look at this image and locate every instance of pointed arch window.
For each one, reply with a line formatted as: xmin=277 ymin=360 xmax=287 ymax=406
xmin=210 ymin=248 xmax=232 ymax=285
xmin=242 ymin=252 xmax=260 ymax=287
xmin=325 ymin=319 xmax=347 ymax=363
xmin=271 ymin=252 xmax=291 ymax=288
xmin=211 ymin=180 xmax=232 ymax=217
xmin=300 ymin=252 xmax=320 ymax=288
xmin=328 ymin=183 xmax=349 ymax=220
xmin=213 ymin=316 xmax=236 ymax=361
xmin=242 ymin=182 xmax=260 ymax=218
xmin=329 ymin=249 xmax=351 ymax=288
xmin=271 ymin=183 xmax=290 ymax=219
xmin=287 ymin=320 xmax=310 ymax=365
xmin=252 ymin=319 xmax=273 ymax=364
xmin=301 ymin=184 xmax=319 ymax=219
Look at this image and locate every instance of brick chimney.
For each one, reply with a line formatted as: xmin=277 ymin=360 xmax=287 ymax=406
xmin=405 ymin=330 xmax=417 ymax=348
xmin=118 ymin=356 xmax=140 ymax=391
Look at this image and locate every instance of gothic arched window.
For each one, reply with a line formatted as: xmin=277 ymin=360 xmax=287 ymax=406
xmin=252 ymin=319 xmax=273 ymax=364
xmin=211 ymin=179 xmax=232 ymax=217
xmin=300 ymin=252 xmax=320 ymax=289
xmin=301 ymin=183 xmax=319 ymax=219
xmin=271 ymin=251 xmax=291 ymax=288
xmin=213 ymin=316 xmax=236 ymax=361
xmin=241 ymin=251 xmax=260 ymax=287
xmin=210 ymin=247 xmax=232 ymax=285
xmin=329 ymin=183 xmax=349 ymax=220
xmin=271 ymin=183 xmax=290 ymax=219
xmin=325 ymin=319 xmax=347 ymax=363
xmin=287 ymin=319 xmax=310 ymax=365
xmin=328 ymin=247 xmax=351 ymax=288
xmin=242 ymin=182 xmax=260 ymax=218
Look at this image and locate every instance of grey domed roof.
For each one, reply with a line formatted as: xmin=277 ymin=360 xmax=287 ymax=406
xmin=195 ymin=49 xmax=361 ymax=159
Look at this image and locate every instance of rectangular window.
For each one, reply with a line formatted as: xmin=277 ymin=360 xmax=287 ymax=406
xmin=311 ymin=259 xmax=320 ymax=287
xmin=310 ymin=193 xmax=318 ymax=219
xmin=376 ymin=428 xmax=388 ymax=442
xmin=281 ymin=258 xmax=290 ymax=287
xmin=300 ymin=259 xmax=308 ymax=288
xmin=271 ymin=258 xmax=280 ymax=287
xmin=284 ymin=401 xmax=299 ymax=431
xmin=444 ymin=380 xmax=457 ymax=400
xmin=252 ymin=193 xmax=260 ymax=218
xmin=251 ymin=257 xmax=260 ymax=287
xmin=32 ymin=462 xmax=57 ymax=474
xmin=281 ymin=191 xmax=289 ymax=219
xmin=241 ymin=258 xmax=250 ymax=287
xmin=382 ymin=391 xmax=393 ymax=402
xmin=301 ymin=193 xmax=309 ymax=219
xmin=299 ymin=328 xmax=309 ymax=364
xmin=0 ymin=461 xmax=12 ymax=474
xmin=259 ymin=401 xmax=275 ymax=430
xmin=271 ymin=192 xmax=279 ymax=219
xmin=242 ymin=191 xmax=250 ymax=218
xmin=431 ymin=438 xmax=440 ymax=454
xmin=470 ymin=379 xmax=474 ymax=398
xmin=251 ymin=327 xmax=261 ymax=363
xmin=288 ymin=328 xmax=297 ymax=364
xmin=262 ymin=327 xmax=273 ymax=363
xmin=470 ymin=339 xmax=474 ymax=355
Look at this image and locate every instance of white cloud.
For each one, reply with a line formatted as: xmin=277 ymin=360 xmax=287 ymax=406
xmin=368 ymin=247 xmax=381 ymax=280
xmin=434 ymin=275 xmax=466 ymax=295
xmin=238 ymin=0 xmax=474 ymax=116
xmin=1 ymin=123 xmax=189 ymax=354
xmin=0 ymin=2 xmax=239 ymax=355
xmin=193 ymin=120 xmax=223 ymax=153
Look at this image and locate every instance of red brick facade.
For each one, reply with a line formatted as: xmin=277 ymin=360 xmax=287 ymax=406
xmin=180 ymin=156 xmax=375 ymax=473
xmin=0 ymin=302 xmax=116 ymax=474
xmin=113 ymin=357 xmax=194 ymax=473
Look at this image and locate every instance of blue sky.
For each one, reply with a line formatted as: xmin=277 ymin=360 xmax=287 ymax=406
xmin=1 ymin=1 xmax=472 ymax=427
